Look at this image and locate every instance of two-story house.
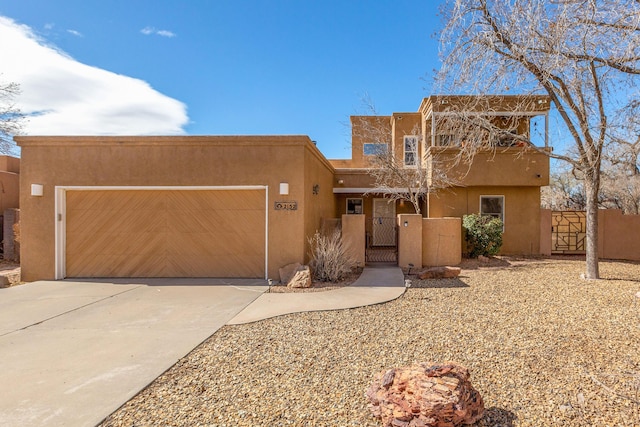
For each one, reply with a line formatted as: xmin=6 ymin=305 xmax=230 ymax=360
xmin=330 ymin=95 xmax=551 ymax=261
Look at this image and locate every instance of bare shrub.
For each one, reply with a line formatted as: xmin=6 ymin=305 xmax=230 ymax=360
xmin=308 ymin=229 xmax=356 ymax=282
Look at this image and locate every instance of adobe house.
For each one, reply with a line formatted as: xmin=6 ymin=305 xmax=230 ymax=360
xmin=331 ymin=95 xmax=551 ymax=259
xmin=16 ymin=95 xmax=551 ymax=282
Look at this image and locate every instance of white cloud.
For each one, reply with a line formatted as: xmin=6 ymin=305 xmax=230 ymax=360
xmin=66 ymin=29 xmax=83 ymax=37
xmin=141 ymin=26 xmax=176 ymax=38
xmin=156 ymin=30 xmax=176 ymax=38
xmin=0 ymin=16 xmax=188 ymax=136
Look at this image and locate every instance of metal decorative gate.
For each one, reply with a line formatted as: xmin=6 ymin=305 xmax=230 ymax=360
xmin=551 ymin=211 xmax=587 ymax=254
xmin=366 ymin=217 xmax=398 ymax=263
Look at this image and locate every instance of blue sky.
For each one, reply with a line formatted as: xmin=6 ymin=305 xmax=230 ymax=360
xmin=0 ymin=0 xmax=442 ymax=159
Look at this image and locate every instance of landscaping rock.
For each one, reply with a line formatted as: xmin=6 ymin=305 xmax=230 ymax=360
xmin=279 ymin=262 xmax=302 ymax=284
xmin=0 ymin=276 xmax=9 ymax=287
xmin=477 ymin=255 xmax=491 ymax=263
xmin=287 ymin=265 xmax=312 ymax=288
xmin=418 ymin=266 xmax=461 ymax=279
xmin=366 ymin=362 xmax=484 ymax=427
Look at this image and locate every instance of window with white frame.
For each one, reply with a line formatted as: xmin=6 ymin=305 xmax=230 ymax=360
xmin=346 ymin=198 xmax=363 ymax=214
xmin=363 ymin=143 xmax=388 ymax=156
xmin=480 ymin=195 xmax=505 ymax=224
xmin=403 ymin=135 xmax=419 ymax=167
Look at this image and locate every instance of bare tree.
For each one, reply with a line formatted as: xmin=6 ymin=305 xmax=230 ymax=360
xmin=543 ymin=142 xmax=640 ymax=213
xmin=601 ymin=103 xmax=640 ymax=214
xmin=542 ymin=166 xmax=587 ymax=211
xmin=0 ymin=77 xmax=24 ymax=155
xmin=436 ymin=0 xmax=640 ymax=279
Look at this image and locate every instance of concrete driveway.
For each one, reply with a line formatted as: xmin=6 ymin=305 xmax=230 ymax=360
xmin=0 ymin=278 xmax=268 ymax=427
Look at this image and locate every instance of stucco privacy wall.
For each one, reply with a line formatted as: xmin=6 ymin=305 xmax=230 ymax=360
xmin=597 ymin=209 xmax=640 ymax=261
xmin=429 ymin=186 xmax=541 ymax=255
xmin=539 ymin=208 xmax=640 ymax=261
xmin=16 ymin=136 xmax=334 ymax=282
xmin=397 ymin=214 xmax=423 ymax=269
xmin=341 ymin=214 xmax=365 ymax=266
xmin=540 ymin=208 xmax=552 ymax=256
xmin=422 ymin=217 xmax=462 ymax=266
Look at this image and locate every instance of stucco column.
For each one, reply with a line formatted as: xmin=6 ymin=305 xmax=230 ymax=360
xmin=397 ymin=214 xmax=423 ymax=269
xmin=539 ymin=209 xmax=552 ymax=256
xmin=341 ymin=214 xmax=365 ymax=267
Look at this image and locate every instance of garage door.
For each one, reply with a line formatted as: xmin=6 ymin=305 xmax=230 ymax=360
xmin=65 ymin=189 xmax=266 ymax=278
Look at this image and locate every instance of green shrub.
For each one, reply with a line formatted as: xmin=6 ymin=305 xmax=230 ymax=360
xmin=462 ymin=213 xmax=503 ymax=258
xmin=308 ymin=229 xmax=356 ymax=282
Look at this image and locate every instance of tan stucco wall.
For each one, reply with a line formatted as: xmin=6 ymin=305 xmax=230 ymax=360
xmin=0 ymin=155 xmax=20 ymax=174
xmin=428 ymin=186 xmax=541 ymax=255
xmin=0 ymin=170 xmax=19 ymax=212
xmin=540 ymin=209 xmax=552 ymax=256
xmin=341 ymin=214 xmax=365 ymax=266
xmin=599 ymin=210 xmax=640 ymax=261
xmin=303 ymin=143 xmax=337 ymax=263
xmin=397 ymin=214 xmax=423 ymax=269
xmin=333 ymin=170 xmax=376 ymax=189
xmin=429 ymin=147 xmax=550 ymax=187
xmin=17 ymin=136 xmax=331 ymax=282
xmin=422 ymin=217 xmax=462 ymax=266
xmin=391 ymin=113 xmax=422 ymax=165
xmin=331 ymin=116 xmax=392 ymax=169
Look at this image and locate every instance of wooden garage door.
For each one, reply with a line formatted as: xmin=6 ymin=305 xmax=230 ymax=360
xmin=65 ymin=190 xmax=265 ymax=278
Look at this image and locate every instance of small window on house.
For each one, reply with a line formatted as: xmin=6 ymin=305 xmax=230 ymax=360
xmin=363 ymin=143 xmax=388 ymax=156
xmin=480 ymin=195 xmax=505 ymax=225
xmin=404 ymin=135 xmax=419 ymax=167
xmin=346 ymin=198 xmax=363 ymax=214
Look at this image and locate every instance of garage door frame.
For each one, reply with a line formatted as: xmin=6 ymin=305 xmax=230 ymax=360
xmin=54 ymin=185 xmax=269 ymax=280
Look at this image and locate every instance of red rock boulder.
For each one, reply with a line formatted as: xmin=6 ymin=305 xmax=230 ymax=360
xmin=366 ymin=362 xmax=484 ymax=427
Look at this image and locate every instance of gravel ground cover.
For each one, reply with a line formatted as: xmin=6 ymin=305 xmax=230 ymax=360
xmin=101 ymin=259 xmax=640 ymax=426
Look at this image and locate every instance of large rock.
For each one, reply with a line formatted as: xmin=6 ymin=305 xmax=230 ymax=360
xmin=279 ymin=262 xmax=303 ymax=284
xmin=288 ymin=265 xmax=312 ymax=288
xmin=366 ymin=362 xmax=484 ymax=427
xmin=418 ymin=266 xmax=461 ymax=280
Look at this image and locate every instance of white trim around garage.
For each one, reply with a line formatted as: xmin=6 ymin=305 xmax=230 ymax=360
xmin=54 ymin=185 xmax=269 ymax=280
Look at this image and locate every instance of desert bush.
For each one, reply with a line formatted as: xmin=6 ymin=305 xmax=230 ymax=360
xmin=463 ymin=213 xmax=503 ymax=258
xmin=308 ymin=228 xmax=356 ymax=282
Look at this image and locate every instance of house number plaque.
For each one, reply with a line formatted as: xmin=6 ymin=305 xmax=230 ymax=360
xmin=274 ymin=201 xmax=297 ymax=211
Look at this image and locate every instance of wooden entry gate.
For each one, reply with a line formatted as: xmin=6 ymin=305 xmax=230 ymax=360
xmin=551 ymin=211 xmax=586 ymax=254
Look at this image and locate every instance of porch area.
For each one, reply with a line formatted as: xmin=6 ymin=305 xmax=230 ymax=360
xmin=340 ymin=213 xmax=462 ymax=270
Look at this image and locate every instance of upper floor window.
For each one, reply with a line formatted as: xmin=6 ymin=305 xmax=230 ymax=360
xmin=404 ymin=135 xmax=419 ymax=167
xmin=480 ymin=195 xmax=505 ymax=225
xmin=363 ymin=143 xmax=388 ymax=156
